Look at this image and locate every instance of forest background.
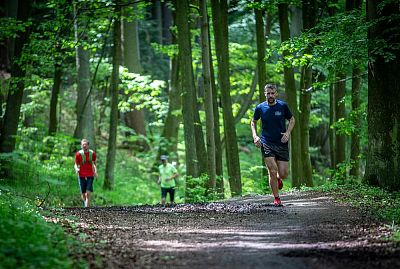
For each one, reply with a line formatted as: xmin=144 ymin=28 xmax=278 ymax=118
xmin=1 ymin=0 xmax=400 ymax=267
xmin=1 ymin=0 xmax=400 ymax=203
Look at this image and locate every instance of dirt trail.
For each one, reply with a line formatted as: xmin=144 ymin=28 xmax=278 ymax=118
xmin=56 ymin=192 xmax=400 ymax=269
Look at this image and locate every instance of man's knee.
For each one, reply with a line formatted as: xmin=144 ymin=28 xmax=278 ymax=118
xmin=279 ymin=170 xmax=288 ymax=179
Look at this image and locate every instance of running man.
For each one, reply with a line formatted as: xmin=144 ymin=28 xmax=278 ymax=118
xmin=74 ymin=139 xmax=97 ymax=207
xmin=250 ymin=84 xmax=295 ymax=206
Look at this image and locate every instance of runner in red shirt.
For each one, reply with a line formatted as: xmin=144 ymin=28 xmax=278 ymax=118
xmin=74 ymin=139 xmax=97 ymax=207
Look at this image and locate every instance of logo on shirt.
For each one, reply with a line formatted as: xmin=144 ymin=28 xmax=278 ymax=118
xmin=275 ymin=111 xmax=282 ymax=116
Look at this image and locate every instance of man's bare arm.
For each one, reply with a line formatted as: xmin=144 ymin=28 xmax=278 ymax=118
xmin=251 ymin=119 xmax=262 ymax=148
xmin=281 ymin=116 xmax=295 ymax=143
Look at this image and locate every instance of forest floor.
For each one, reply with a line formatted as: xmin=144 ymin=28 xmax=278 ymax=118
xmin=53 ymin=191 xmax=400 ymax=269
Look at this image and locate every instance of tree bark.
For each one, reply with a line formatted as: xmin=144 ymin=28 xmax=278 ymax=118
xmin=176 ymin=0 xmax=198 ymax=180
xmin=73 ymin=3 xmax=95 ymax=145
xmin=298 ymin=0 xmax=316 ymax=187
xmin=346 ymin=0 xmax=363 ymax=178
xmin=334 ymin=72 xmax=346 ymax=167
xmin=211 ymin=0 xmax=242 ymax=196
xmin=365 ymin=0 xmax=400 ymax=190
xmin=0 ymin=0 xmax=31 ymax=153
xmin=122 ymin=8 xmax=148 ymax=150
xmin=48 ymin=60 xmax=62 ymax=135
xmin=350 ymin=67 xmax=361 ymax=177
xmin=104 ymin=8 xmax=122 ymax=190
xmin=200 ymin=0 xmax=216 ymax=192
xmin=278 ymin=3 xmax=302 ymax=187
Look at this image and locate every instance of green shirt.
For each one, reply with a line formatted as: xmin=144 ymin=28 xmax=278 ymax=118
xmin=159 ymin=163 xmax=178 ymax=188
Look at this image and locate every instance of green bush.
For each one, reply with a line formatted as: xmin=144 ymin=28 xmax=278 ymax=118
xmin=0 ymin=191 xmax=78 ymax=269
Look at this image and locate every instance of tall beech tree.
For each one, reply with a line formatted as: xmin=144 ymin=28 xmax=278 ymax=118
xmin=299 ymin=0 xmax=315 ymax=187
xmin=122 ymin=7 xmax=148 ymax=150
xmin=200 ymin=0 xmax=216 ymax=192
xmin=347 ymin=0 xmax=363 ymax=178
xmin=278 ymin=3 xmax=302 ymax=187
xmin=211 ymin=0 xmax=242 ymax=196
xmin=365 ymin=0 xmax=400 ymax=190
xmin=0 ymin=0 xmax=32 ymax=153
xmin=73 ymin=2 xmax=95 ymax=145
xmin=104 ymin=5 xmax=122 ymax=190
xmin=175 ymin=0 xmax=199 ymax=180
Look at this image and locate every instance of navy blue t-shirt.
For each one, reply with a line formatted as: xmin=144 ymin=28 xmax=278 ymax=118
xmin=253 ymin=100 xmax=293 ymax=145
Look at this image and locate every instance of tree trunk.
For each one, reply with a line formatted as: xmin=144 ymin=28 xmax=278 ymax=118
xmin=278 ymin=3 xmax=302 ymax=187
xmin=104 ymin=9 xmax=122 ymax=190
xmin=329 ymin=83 xmax=336 ymax=168
xmin=347 ymin=0 xmax=362 ymax=178
xmin=334 ymin=72 xmax=346 ymax=167
xmin=254 ymin=1 xmax=266 ymax=103
xmin=350 ymin=67 xmax=361 ymax=177
xmin=299 ymin=67 xmax=313 ymax=187
xmin=122 ymin=8 xmax=148 ymax=150
xmin=210 ymin=53 xmax=224 ymax=195
xmin=48 ymin=60 xmax=62 ymax=135
xmin=211 ymin=0 xmax=242 ymax=196
xmin=298 ymin=0 xmax=316 ymax=187
xmin=254 ymin=1 xmax=270 ymax=181
xmin=176 ymin=0 xmax=198 ymax=180
xmin=365 ymin=0 xmax=400 ymax=190
xmin=200 ymin=0 xmax=216 ymax=192
xmin=73 ymin=3 xmax=94 ymax=145
xmin=0 ymin=0 xmax=31 ymax=153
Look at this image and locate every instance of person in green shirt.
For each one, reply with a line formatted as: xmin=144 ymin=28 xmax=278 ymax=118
xmin=157 ymin=155 xmax=179 ymax=205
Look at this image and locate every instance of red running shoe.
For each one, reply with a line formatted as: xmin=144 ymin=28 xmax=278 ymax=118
xmin=278 ymin=177 xmax=283 ymax=190
xmin=273 ymin=197 xmax=282 ymax=206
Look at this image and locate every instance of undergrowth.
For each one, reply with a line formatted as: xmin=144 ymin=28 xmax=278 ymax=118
xmin=307 ymin=180 xmax=400 ymax=242
xmin=0 ymin=190 xmax=83 ymax=269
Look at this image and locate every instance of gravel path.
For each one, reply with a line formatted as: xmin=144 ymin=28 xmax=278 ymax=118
xmin=54 ymin=192 xmax=400 ymax=269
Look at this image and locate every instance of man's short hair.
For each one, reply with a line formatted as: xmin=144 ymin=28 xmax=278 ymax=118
xmin=81 ymin=139 xmax=89 ymax=145
xmin=264 ymin=84 xmax=277 ymax=92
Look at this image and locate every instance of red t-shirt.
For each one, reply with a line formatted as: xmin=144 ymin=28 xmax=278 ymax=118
xmin=75 ymin=150 xmax=96 ymax=177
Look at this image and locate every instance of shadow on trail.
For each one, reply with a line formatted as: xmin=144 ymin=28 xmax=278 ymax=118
xmin=56 ymin=192 xmax=400 ymax=269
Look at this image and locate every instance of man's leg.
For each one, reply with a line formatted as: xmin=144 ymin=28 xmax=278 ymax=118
xmin=265 ymin=157 xmax=279 ymax=198
xmin=169 ymin=188 xmax=175 ymax=204
xmin=161 ymin=188 xmax=166 ymax=205
xmin=86 ymin=192 xmax=91 ymax=207
xmin=277 ymin=161 xmax=289 ymax=180
xmin=85 ymin=178 xmax=94 ymax=208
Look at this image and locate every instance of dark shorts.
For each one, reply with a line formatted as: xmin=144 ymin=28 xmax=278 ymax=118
xmin=161 ymin=187 xmax=175 ymax=201
xmin=78 ymin=177 xmax=94 ymax=193
xmin=260 ymin=142 xmax=289 ymax=161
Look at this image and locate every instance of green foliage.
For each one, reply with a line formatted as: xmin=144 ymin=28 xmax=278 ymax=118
xmin=0 ymin=191 xmax=80 ymax=269
xmin=313 ymin=181 xmax=400 ymax=228
xmin=185 ymin=175 xmax=208 ymax=203
xmin=280 ymin=10 xmax=368 ymax=72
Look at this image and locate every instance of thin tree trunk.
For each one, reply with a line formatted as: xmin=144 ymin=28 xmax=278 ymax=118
xmin=299 ymin=67 xmax=313 ymax=187
xmin=347 ymin=0 xmax=362 ymax=178
xmin=298 ymin=0 xmax=316 ymax=187
xmin=0 ymin=0 xmax=31 ymax=153
xmin=104 ymin=9 xmax=122 ymax=190
xmin=122 ymin=9 xmax=148 ymax=150
xmin=211 ymin=0 xmax=242 ymax=196
xmin=73 ymin=3 xmax=94 ymax=144
xmin=278 ymin=3 xmax=302 ymax=187
xmin=329 ymin=83 xmax=336 ymax=168
xmin=334 ymin=72 xmax=346 ymax=167
xmin=176 ymin=0 xmax=198 ymax=180
xmin=254 ymin=1 xmax=269 ymax=182
xmin=200 ymin=0 xmax=216 ymax=192
xmin=48 ymin=60 xmax=62 ymax=135
xmin=210 ymin=53 xmax=224 ymax=195
xmin=350 ymin=67 xmax=361 ymax=177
